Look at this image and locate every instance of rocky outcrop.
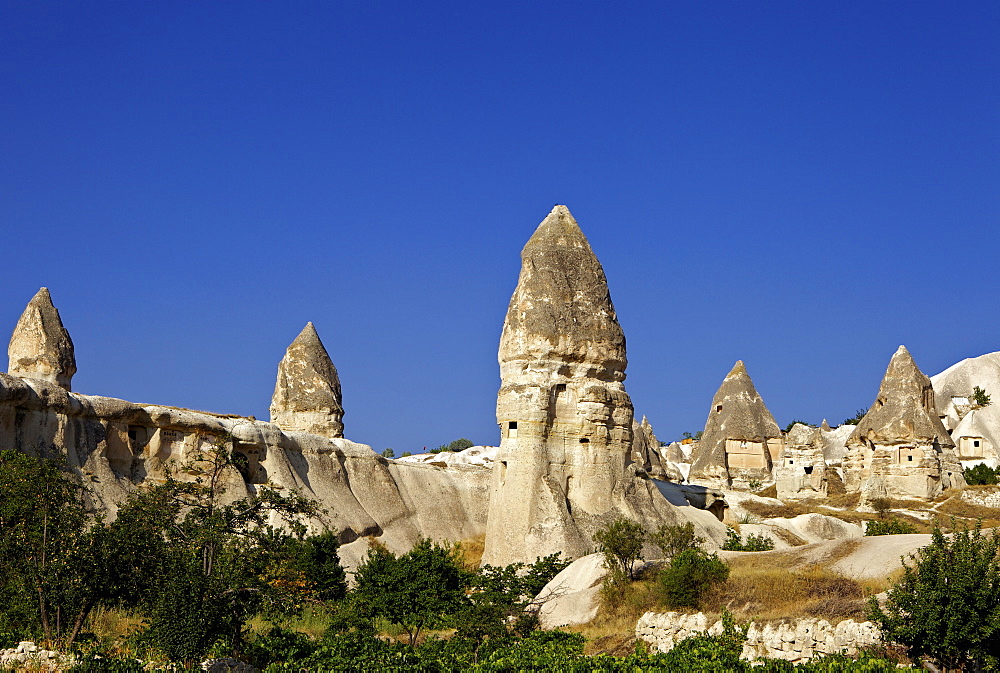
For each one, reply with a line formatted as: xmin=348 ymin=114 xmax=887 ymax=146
xmin=269 ymin=322 xmax=344 ymax=439
xmin=483 ymin=206 xmax=724 ymax=565
xmin=631 ymin=416 xmax=672 ymax=479
xmin=7 ymin=288 xmax=76 ymax=391
xmin=775 ymin=424 xmax=827 ymax=499
xmin=636 ymin=612 xmax=881 ymax=663
xmin=844 ymin=346 xmax=964 ymax=499
xmin=689 ymin=361 xmax=783 ymax=490
xmin=0 ymin=371 xmax=488 ymax=568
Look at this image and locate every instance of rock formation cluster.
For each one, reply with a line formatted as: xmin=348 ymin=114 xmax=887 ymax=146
xmin=774 ymin=423 xmax=828 ymax=500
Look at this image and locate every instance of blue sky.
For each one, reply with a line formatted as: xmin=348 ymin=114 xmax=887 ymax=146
xmin=2 ymin=2 xmax=998 ymax=452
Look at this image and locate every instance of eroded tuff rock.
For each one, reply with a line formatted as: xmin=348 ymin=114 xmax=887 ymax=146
xmin=774 ymin=423 xmax=827 ymax=500
xmin=632 ymin=415 xmax=672 ymax=480
xmin=689 ymin=361 xmax=783 ymax=490
xmin=844 ymin=346 xmax=964 ymax=499
xmin=270 ymin=322 xmax=344 ymax=439
xmin=483 ymin=205 xmax=724 ymax=565
xmin=8 ymin=288 xmax=76 ymax=391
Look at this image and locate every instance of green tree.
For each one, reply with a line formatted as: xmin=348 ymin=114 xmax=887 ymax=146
xmin=448 ymin=438 xmax=474 ymax=452
xmin=658 ymin=549 xmax=729 ymax=609
xmin=965 ymin=463 xmax=998 ymax=486
xmin=138 ymin=437 xmax=324 ymax=662
xmin=593 ymin=517 xmax=645 ymax=581
xmin=381 ymin=448 xmax=395 ymax=458
xmin=842 ymin=408 xmax=868 ymax=426
xmin=869 ymin=521 xmax=1000 ymax=670
xmin=973 ymin=386 xmax=992 ymax=408
xmin=352 ymin=539 xmax=471 ymax=646
xmin=650 ymin=522 xmax=705 ymax=559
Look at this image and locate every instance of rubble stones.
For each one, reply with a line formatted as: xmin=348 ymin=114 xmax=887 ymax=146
xmin=636 ymin=612 xmax=881 ymax=663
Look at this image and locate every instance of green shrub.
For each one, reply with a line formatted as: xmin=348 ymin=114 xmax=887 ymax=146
xmin=650 ymin=522 xmax=704 ymax=559
xmin=721 ymin=527 xmax=775 ymax=551
xmin=380 ymin=448 xmax=395 ymax=458
xmin=964 ymin=463 xmax=998 ymax=485
xmin=593 ymin=517 xmax=645 ymax=581
xmin=865 ymin=518 xmax=917 ymax=536
xmin=448 ymin=438 xmax=474 ymax=452
xmin=658 ymin=549 xmax=730 ymax=609
xmin=973 ymin=386 xmax=992 ymax=407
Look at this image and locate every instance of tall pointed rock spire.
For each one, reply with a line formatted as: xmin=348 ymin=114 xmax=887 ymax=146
xmin=7 ymin=287 xmax=76 ymax=390
xmin=484 ymin=205 xmax=686 ymax=566
xmin=269 ymin=322 xmax=344 ymax=439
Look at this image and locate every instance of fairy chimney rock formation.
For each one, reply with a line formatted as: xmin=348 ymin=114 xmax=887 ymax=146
xmin=484 ymin=205 xmax=680 ymax=565
xmin=7 ymin=288 xmax=76 ymax=390
xmin=689 ymin=361 xmax=783 ymax=490
xmin=775 ymin=423 xmax=827 ymax=499
xmin=844 ymin=345 xmax=963 ymax=499
xmin=269 ymin=322 xmax=344 ymax=439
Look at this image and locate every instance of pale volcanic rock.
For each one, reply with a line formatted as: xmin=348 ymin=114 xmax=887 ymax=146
xmin=775 ymin=423 xmax=827 ymax=500
xmin=7 ymin=288 xmax=76 ymax=391
xmin=631 ymin=415 xmax=671 ymax=479
xmin=689 ymin=361 xmax=783 ymax=490
xmin=269 ymin=322 xmax=344 ymax=439
xmin=483 ymin=206 xmax=724 ymax=566
xmin=844 ymin=346 xmax=964 ymax=499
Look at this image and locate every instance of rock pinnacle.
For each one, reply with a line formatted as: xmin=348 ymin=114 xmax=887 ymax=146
xmin=7 ymin=287 xmax=76 ymax=390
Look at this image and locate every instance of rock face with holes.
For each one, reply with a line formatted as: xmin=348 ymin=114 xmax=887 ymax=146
xmin=775 ymin=423 xmax=827 ymax=499
xmin=269 ymin=322 xmax=344 ymax=439
xmin=844 ymin=346 xmax=965 ymax=500
xmin=482 ymin=206 xmax=723 ymax=566
xmin=689 ymin=361 xmax=783 ymax=490
xmin=7 ymin=288 xmax=76 ymax=391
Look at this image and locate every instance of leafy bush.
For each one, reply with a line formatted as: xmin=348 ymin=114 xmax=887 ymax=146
xmin=869 ymin=521 xmax=1000 ymax=670
xmin=973 ymin=386 xmax=992 ymax=407
xmin=964 ymin=463 xmax=998 ymax=485
xmin=658 ymin=549 xmax=730 ymax=609
xmin=448 ymin=438 xmax=474 ymax=451
xmin=650 ymin=522 xmax=704 ymax=559
xmin=865 ymin=518 xmax=917 ymax=536
xmin=593 ymin=517 xmax=645 ymax=580
xmin=380 ymin=448 xmax=395 ymax=458
xmin=721 ymin=527 xmax=775 ymax=551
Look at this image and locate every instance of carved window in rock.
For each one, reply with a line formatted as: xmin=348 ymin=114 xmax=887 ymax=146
xmin=804 ymin=465 xmax=814 ymax=475
xmin=507 ymin=421 xmax=518 ymax=439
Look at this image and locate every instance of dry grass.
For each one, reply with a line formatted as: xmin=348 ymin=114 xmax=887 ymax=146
xmin=565 ymin=577 xmax=661 ymax=655
xmin=768 ymin=526 xmax=808 ymax=547
xmin=933 ymin=497 xmax=1000 ymax=529
xmin=457 ymin=533 xmax=486 ymax=568
xmin=756 ymin=484 xmax=777 ymax=499
xmin=702 ymin=558 xmax=880 ymax=622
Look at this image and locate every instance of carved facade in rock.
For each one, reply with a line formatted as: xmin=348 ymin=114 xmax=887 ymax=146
xmin=483 ymin=206 xmax=724 ymax=565
xmin=844 ymin=346 xmax=965 ymax=500
xmin=269 ymin=322 xmax=344 ymax=439
xmin=689 ymin=361 xmax=783 ymax=490
xmin=7 ymin=288 xmax=76 ymax=391
xmin=774 ymin=423 xmax=827 ymax=499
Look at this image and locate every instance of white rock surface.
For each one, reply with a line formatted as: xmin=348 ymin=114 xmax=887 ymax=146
xmin=535 ymin=553 xmax=608 ymax=628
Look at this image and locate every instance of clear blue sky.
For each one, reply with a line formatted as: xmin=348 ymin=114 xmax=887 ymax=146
xmin=2 ymin=2 xmax=998 ymax=452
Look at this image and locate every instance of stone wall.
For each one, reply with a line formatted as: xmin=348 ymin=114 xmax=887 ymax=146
xmin=636 ymin=611 xmax=881 ymax=663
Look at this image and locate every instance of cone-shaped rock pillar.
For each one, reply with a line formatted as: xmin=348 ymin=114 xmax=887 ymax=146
xmin=7 ymin=288 xmax=76 ymax=390
xmin=689 ymin=360 xmax=783 ymax=490
xmin=483 ymin=206 xmax=687 ymax=565
xmin=269 ymin=322 xmax=344 ymax=439
xmin=844 ymin=345 xmax=964 ymax=499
